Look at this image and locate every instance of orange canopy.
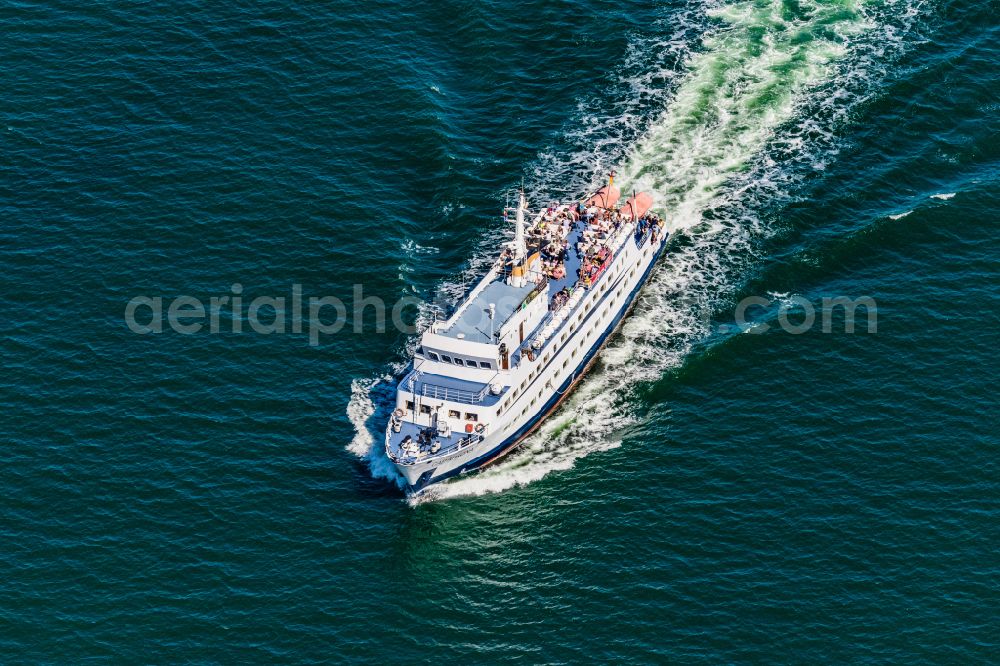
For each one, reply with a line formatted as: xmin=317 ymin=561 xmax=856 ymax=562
xmin=585 ymin=185 xmax=621 ymax=209
xmin=620 ymin=192 xmax=653 ymax=221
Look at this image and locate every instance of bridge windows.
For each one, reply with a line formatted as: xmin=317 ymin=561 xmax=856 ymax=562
xmin=420 ymin=404 xmax=432 ymax=415
xmin=406 ymin=401 xmax=415 ymax=411
xmin=428 ymin=353 xmax=495 ymax=369
xmin=448 ymin=409 xmax=461 ymax=419
xmin=465 ymin=412 xmax=478 ymax=422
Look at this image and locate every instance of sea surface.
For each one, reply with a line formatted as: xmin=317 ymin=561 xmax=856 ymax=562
xmin=3 ymin=0 xmax=999 ymax=661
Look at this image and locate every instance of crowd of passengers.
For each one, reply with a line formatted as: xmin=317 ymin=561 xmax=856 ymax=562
xmin=502 ymin=201 xmax=664 ymax=299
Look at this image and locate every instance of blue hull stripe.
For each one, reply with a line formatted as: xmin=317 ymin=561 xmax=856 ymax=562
xmin=412 ymin=237 xmax=667 ymax=491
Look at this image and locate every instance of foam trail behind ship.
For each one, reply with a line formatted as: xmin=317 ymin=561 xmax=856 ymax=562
xmin=348 ymin=0 xmax=930 ymax=502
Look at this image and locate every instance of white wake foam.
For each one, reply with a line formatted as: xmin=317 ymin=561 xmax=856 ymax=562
xmin=350 ymin=0 xmax=932 ymax=501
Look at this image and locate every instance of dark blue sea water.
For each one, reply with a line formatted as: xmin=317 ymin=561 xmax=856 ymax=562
xmin=3 ymin=0 xmax=999 ymax=661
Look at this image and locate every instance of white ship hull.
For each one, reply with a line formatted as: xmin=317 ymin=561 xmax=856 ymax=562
xmin=385 ymin=192 xmax=667 ymax=492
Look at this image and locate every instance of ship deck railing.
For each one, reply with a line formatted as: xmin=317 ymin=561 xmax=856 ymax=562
xmin=403 ymin=369 xmax=504 ymax=407
xmin=385 ymin=422 xmax=486 ymax=465
xmin=420 ymin=382 xmax=490 ymax=405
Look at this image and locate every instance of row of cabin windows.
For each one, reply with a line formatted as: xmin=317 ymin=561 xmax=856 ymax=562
xmin=505 ymin=257 xmax=640 ymax=420
xmin=513 ymin=312 xmax=608 ymax=417
xmin=503 ymin=264 xmax=640 ymax=417
xmin=404 ymin=401 xmax=478 ymax=421
xmin=516 ymin=357 xmax=574 ymax=417
xmin=517 ymin=347 xmax=572 ymax=416
xmin=449 ymin=409 xmax=477 ymax=421
xmin=501 ymin=349 xmax=556 ymax=413
xmin=426 ymin=351 xmax=492 ymax=370
xmin=500 ymin=352 xmax=545 ymax=414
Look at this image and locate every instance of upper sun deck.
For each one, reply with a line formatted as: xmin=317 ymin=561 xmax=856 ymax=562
xmin=425 ymin=194 xmax=661 ymax=362
xmin=438 ymin=279 xmax=535 ymax=344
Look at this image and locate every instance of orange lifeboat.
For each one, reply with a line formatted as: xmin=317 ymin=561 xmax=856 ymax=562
xmin=620 ymin=192 xmax=653 ymax=221
xmin=585 ymin=185 xmax=621 ymax=209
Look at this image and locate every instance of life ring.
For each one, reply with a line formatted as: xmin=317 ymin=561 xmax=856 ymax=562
xmin=393 ymin=408 xmax=404 ymax=419
xmin=474 ymin=423 xmax=485 ymax=434
xmin=465 ymin=423 xmax=474 ymax=433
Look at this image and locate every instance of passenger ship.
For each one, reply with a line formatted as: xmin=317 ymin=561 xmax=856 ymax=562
xmin=385 ymin=177 xmax=667 ymax=491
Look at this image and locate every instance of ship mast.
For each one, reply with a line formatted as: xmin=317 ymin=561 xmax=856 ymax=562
xmin=513 ymin=190 xmax=526 ymax=262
